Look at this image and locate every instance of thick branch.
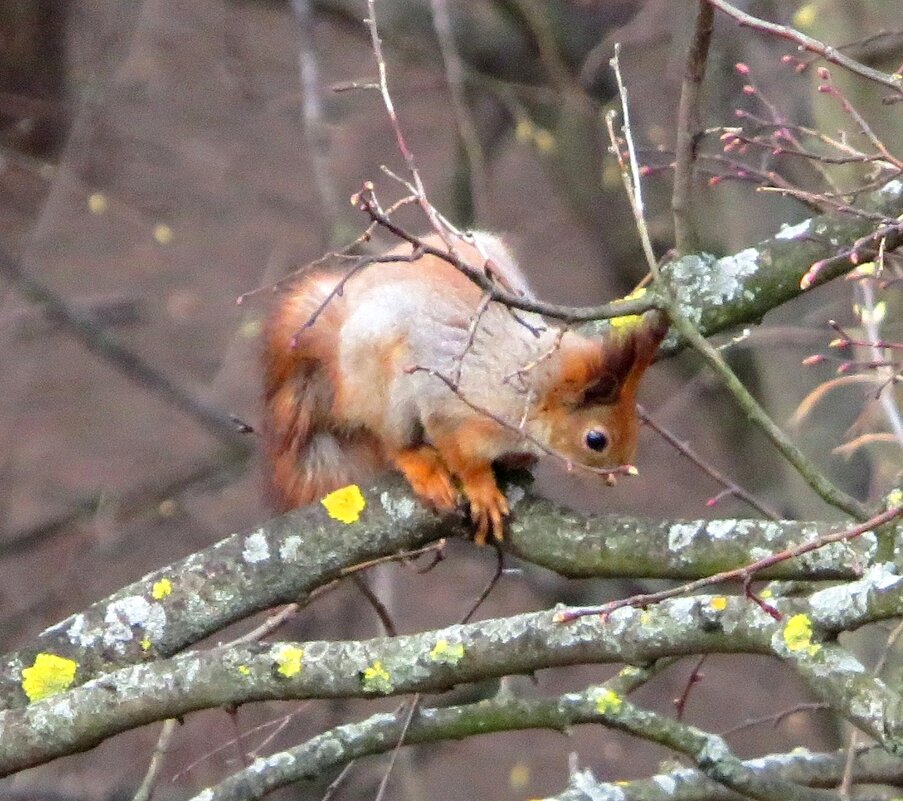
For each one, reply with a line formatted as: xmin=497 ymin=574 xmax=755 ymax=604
xmin=553 ymin=746 xmax=903 ymax=801
xmin=672 ymin=1 xmax=715 ymax=254
xmin=0 ymin=475 xmax=876 ymax=710
xmin=582 ymin=180 xmax=903 ymax=343
xmin=188 ymin=664 xmax=664 ymax=801
xmin=191 ymin=679 xmax=830 ymax=801
xmin=2 ymin=570 xmax=903 ymax=776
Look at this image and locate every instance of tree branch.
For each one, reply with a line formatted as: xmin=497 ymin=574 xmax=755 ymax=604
xmin=3 ymin=569 xmax=903 ymax=776
xmin=0 ymin=475 xmax=879 ymax=710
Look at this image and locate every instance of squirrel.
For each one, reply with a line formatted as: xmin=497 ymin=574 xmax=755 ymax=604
xmin=262 ymin=232 xmax=667 ymax=544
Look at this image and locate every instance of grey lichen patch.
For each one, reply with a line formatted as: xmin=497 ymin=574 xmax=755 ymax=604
xmin=706 ymin=519 xmax=739 ymax=540
xmin=506 ymin=484 xmax=527 ymax=508
xmin=379 ymin=491 xmax=417 ymax=521
xmin=809 ymin=563 xmax=902 ymax=627
xmin=242 ymin=530 xmax=271 ymax=563
xmin=29 ymin=695 xmax=75 ymax=734
xmin=669 ymin=248 xmax=760 ymax=312
xmin=775 ymin=219 xmax=811 ymax=240
xmin=103 ymin=596 xmax=166 ymax=652
xmin=880 ymin=178 xmax=902 ymax=196
xmin=569 ymin=768 xmax=627 ymax=801
xmin=653 ymin=774 xmax=677 ymax=794
xmin=667 ymin=522 xmax=699 ymax=551
xmin=65 ymin=614 xmax=97 ymax=648
xmin=250 ymin=750 xmax=296 ymax=773
xmin=279 ymin=535 xmax=304 ymax=562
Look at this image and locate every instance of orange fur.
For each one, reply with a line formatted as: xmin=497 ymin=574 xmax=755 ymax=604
xmin=261 ymin=234 xmax=667 ymax=540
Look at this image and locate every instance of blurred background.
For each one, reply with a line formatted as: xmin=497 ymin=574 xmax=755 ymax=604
xmin=0 ymin=0 xmax=901 ymax=798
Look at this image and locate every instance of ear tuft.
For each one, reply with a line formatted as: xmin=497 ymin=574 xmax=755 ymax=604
xmin=582 ymin=310 xmax=668 ymax=405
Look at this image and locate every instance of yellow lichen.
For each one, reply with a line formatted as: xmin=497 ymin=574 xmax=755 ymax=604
xmin=273 ymin=644 xmax=304 ymax=677
xmin=429 ymin=638 xmax=465 ymax=664
xmin=533 ymin=129 xmax=556 ymax=153
xmin=361 ymin=660 xmax=393 ymax=692
xmin=783 ymin=614 xmax=821 ymax=656
xmin=760 ymin=588 xmax=773 ymax=600
xmin=153 ymin=223 xmax=173 ymax=245
xmin=609 ymin=288 xmax=648 ymax=330
xmin=515 ymin=118 xmax=534 ymax=143
xmin=509 ymin=762 xmax=530 ymax=790
xmin=888 ymin=488 xmax=903 ymax=508
xmin=151 ymin=578 xmax=173 ymax=600
xmin=140 ymin=637 xmax=153 ymax=652
xmin=792 ymin=4 xmax=816 ymax=28
xmin=321 ymin=484 xmax=366 ymax=524
xmin=237 ymin=665 xmax=251 ymax=676
xmin=87 ymin=193 xmax=108 ymax=215
xmin=593 ymin=688 xmax=623 ymax=715
xmin=710 ymin=595 xmax=728 ymax=612
xmin=21 ymin=653 xmax=78 ymax=702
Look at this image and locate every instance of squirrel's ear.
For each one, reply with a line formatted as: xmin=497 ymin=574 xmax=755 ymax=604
xmin=583 ymin=310 xmax=668 ymax=405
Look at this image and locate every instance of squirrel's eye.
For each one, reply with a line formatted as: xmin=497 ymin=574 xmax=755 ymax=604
xmin=585 ymin=429 xmax=609 ymax=452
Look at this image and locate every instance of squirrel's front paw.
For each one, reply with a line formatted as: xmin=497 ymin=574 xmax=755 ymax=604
xmin=392 ymin=446 xmax=459 ymax=512
xmin=467 ymin=485 xmax=509 ymax=546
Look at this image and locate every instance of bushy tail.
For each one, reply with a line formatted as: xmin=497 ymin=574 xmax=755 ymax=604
xmin=262 ymin=272 xmax=386 ymax=511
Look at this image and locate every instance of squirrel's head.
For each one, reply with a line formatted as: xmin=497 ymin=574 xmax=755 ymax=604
xmin=537 ymin=311 xmax=667 ymax=474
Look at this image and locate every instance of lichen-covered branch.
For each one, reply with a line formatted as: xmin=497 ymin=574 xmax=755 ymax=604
xmin=0 ymin=475 xmax=876 ymax=711
xmin=550 ymin=746 xmax=903 ymax=801
xmin=3 ymin=567 xmax=903 ymax=777
xmin=186 ymin=663 xmax=666 ymax=801
xmin=188 ymin=671 xmax=826 ymax=801
xmin=584 ymin=180 xmax=903 ymax=345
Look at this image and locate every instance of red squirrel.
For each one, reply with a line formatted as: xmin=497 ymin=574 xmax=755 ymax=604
xmin=262 ymin=232 xmax=667 ymax=544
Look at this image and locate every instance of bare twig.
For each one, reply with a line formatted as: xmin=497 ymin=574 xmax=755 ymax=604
xmin=428 ymin=0 xmax=489 ymax=221
xmin=363 ymin=0 xmax=451 ymax=246
xmin=291 ymin=0 xmax=345 ymax=244
xmin=406 ymin=365 xmax=636 ymax=481
xmin=607 ymin=48 xmax=871 ymax=520
xmin=352 ymin=185 xmax=659 ymax=322
xmin=639 ymin=406 xmax=782 ymax=520
xmin=131 ymin=719 xmax=178 ymax=801
xmin=705 ymin=0 xmax=903 ymax=96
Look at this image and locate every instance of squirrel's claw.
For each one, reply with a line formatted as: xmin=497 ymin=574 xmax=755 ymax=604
xmin=468 ymin=485 xmax=509 ymax=546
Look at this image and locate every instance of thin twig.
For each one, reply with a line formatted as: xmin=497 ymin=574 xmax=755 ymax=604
xmin=639 ymin=406 xmax=781 ymax=520
xmin=291 ymin=0 xmax=345 ymax=244
xmin=705 ymin=0 xmax=903 ymax=96
xmin=131 ymin=719 xmax=178 ymax=801
xmin=363 ymin=0 xmax=451 ymax=247
xmin=352 ymin=574 xmax=398 ymax=637
xmin=428 ymin=0 xmax=489 ymax=221
xmin=353 ymin=184 xmax=659 ymax=322
xmin=840 ymin=617 xmax=903 ymax=797
xmin=406 ymin=365 xmax=637 ymax=481
xmin=607 ymin=49 xmax=871 ymax=520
